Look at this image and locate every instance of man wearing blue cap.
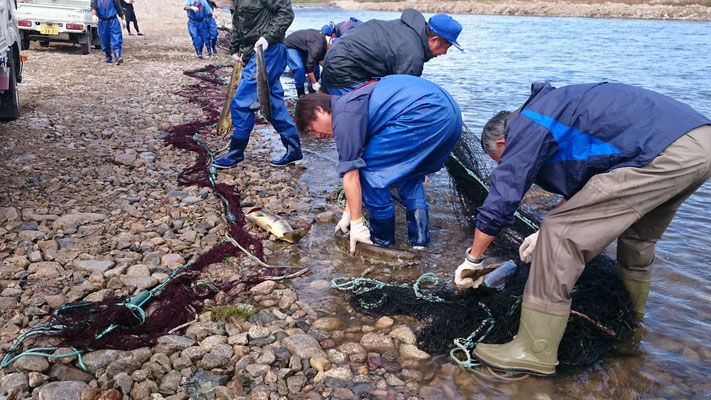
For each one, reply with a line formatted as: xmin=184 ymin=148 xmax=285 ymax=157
xmin=320 ymin=17 xmax=363 ymax=40
xmin=321 ymin=9 xmax=462 ymax=95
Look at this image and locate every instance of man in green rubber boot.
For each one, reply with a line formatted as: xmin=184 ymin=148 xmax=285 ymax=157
xmin=454 ymin=82 xmax=711 ymax=376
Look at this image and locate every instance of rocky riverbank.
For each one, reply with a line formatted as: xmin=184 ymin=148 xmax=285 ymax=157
xmin=330 ymin=0 xmax=711 ymax=21
xmin=0 ymin=0 xmax=462 ymax=399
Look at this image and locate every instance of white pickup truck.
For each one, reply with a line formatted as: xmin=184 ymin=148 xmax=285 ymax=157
xmin=17 ymin=0 xmax=100 ymax=54
xmin=1 ymin=0 xmax=23 ymax=121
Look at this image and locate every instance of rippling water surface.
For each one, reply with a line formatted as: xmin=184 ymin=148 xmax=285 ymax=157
xmin=277 ymin=8 xmax=711 ymax=399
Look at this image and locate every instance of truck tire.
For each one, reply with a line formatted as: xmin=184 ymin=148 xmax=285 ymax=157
xmin=92 ymin=28 xmax=102 ymax=49
xmin=21 ymin=33 xmax=30 ymax=51
xmin=39 ymin=41 xmax=49 ymax=47
xmin=81 ymin=33 xmax=91 ymax=55
xmin=0 ymin=52 xmax=21 ymax=122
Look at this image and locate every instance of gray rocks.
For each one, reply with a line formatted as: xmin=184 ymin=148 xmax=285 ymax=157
xmin=72 ymin=259 xmax=115 ymax=273
xmin=48 ymin=365 xmax=93 ymax=383
xmin=80 ymin=349 xmax=124 ymax=375
xmin=360 ymin=333 xmax=395 ymax=353
xmin=52 ymin=213 xmax=106 ymax=230
xmin=37 ymin=381 xmax=90 ymax=400
xmin=283 ymin=334 xmax=327 ymax=359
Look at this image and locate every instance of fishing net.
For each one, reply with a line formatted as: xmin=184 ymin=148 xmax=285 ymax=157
xmin=3 ymin=64 xmax=298 ymax=366
xmin=336 ymin=124 xmax=636 ymax=368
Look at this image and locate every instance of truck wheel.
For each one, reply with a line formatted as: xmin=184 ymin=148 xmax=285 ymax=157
xmin=21 ymin=33 xmax=30 ymax=51
xmin=0 ymin=52 xmax=21 ymax=122
xmin=81 ymin=40 xmax=91 ymax=55
xmin=39 ymin=41 xmax=49 ymax=47
xmin=92 ymin=28 xmax=102 ymax=49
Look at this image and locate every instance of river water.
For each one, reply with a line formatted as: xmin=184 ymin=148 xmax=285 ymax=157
xmin=266 ymin=8 xmax=711 ymax=399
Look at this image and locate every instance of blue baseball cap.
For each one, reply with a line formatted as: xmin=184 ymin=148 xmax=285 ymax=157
xmin=427 ymin=14 xmax=463 ymax=51
xmin=321 ymin=23 xmax=335 ymax=36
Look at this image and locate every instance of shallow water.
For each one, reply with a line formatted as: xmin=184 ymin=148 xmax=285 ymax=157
xmin=276 ymin=8 xmax=711 ymax=399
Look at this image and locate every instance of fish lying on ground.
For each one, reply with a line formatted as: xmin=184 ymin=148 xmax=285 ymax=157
xmin=255 ymin=44 xmax=272 ymax=121
xmin=334 ymin=231 xmax=421 ymax=265
xmin=243 ymin=207 xmax=309 ymax=244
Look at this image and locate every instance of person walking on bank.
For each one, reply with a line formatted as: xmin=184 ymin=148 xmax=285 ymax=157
xmin=205 ymin=0 xmax=219 ymax=56
xmin=91 ymin=0 xmax=125 ymax=64
xmin=454 ymin=81 xmax=711 ymax=376
xmin=121 ymin=0 xmax=142 ymax=36
xmin=285 ymin=29 xmax=328 ymax=97
xmin=212 ymin=0 xmax=302 ymax=169
xmin=294 ymin=75 xmax=462 ymax=250
xmin=183 ymin=0 xmax=213 ymax=59
xmin=321 ymin=9 xmax=462 ymax=94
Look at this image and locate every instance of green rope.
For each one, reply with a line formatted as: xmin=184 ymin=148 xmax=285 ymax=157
xmin=413 ymin=273 xmax=445 ymax=303
xmin=330 ymin=273 xmax=447 ymax=310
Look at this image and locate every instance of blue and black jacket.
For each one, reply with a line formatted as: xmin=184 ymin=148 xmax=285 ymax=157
xmin=476 ymin=82 xmax=711 ymax=236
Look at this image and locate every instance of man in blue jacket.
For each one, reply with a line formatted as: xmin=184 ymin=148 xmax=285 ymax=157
xmin=294 ymin=75 xmax=462 ymax=252
xmin=455 ymin=82 xmax=711 ymax=376
xmin=91 ymin=0 xmax=125 ymax=64
xmin=320 ymin=17 xmax=362 ymax=40
xmin=183 ymin=0 xmax=213 ymax=59
xmin=321 ymin=10 xmax=462 ymax=95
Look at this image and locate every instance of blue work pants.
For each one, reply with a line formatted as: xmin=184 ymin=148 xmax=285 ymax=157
xmin=287 ymin=48 xmax=320 ymax=89
xmin=98 ymin=17 xmax=122 ymax=55
xmin=361 ymin=175 xmax=428 ymax=220
xmin=230 ymin=43 xmax=298 ymax=139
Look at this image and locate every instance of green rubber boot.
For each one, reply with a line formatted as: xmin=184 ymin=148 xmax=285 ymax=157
xmin=473 ymin=305 xmax=569 ymax=376
xmin=620 ymin=276 xmax=651 ymax=319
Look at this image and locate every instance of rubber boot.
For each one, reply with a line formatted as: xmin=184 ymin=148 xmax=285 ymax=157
xmin=620 ymin=276 xmax=651 ymax=320
xmin=296 ymin=86 xmax=306 ymax=98
xmin=196 ymin=49 xmax=204 ymax=59
xmin=212 ymin=137 xmax=249 ymax=169
xmin=473 ymin=305 xmax=569 ymax=376
xmin=270 ymin=135 xmax=303 ymax=167
xmin=406 ymin=208 xmax=429 ymax=249
xmin=115 ymin=50 xmax=123 ymax=65
xmin=211 ymin=39 xmax=218 ymax=54
xmin=105 ymin=53 xmax=113 ymax=63
xmin=207 ymin=48 xmax=213 ymax=57
xmin=369 ymin=216 xmax=395 ymax=247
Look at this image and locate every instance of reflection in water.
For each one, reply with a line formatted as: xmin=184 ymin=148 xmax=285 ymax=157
xmin=285 ymin=8 xmax=711 ymax=399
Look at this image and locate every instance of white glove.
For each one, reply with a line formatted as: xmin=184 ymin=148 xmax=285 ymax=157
xmin=92 ymin=14 xmax=99 ymax=24
xmin=189 ymin=6 xmax=199 ymax=12
xmin=518 ymin=231 xmax=539 ymax=263
xmin=349 ymin=218 xmax=373 ymax=254
xmin=335 ymin=211 xmax=350 ymax=234
xmin=231 ymin=53 xmax=241 ymax=62
xmin=254 ymin=36 xmax=269 ymax=52
xmin=311 ymin=82 xmax=321 ymax=92
xmin=455 ymin=248 xmax=485 ymax=289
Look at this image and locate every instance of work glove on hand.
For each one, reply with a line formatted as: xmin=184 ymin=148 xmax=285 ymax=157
xmin=189 ymin=6 xmax=199 ymax=12
xmin=335 ymin=211 xmax=350 ymax=234
xmin=231 ymin=53 xmax=241 ymax=62
xmin=455 ymin=248 xmax=485 ymax=289
xmin=311 ymin=82 xmax=321 ymax=92
xmin=349 ymin=218 xmax=373 ymax=254
xmin=518 ymin=231 xmax=539 ymax=263
xmin=92 ymin=14 xmax=99 ymax=24
xmin=254 ymin=37 xmax=269 ymax=52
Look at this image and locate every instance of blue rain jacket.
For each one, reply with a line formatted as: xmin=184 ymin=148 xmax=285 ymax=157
xmin=476 ymin=82 xmax=711 ymax=236
xmin=331 ymin=75 xmax=462 ymax=189
xmin=334 ymin=17 xmax=362 ymax=37
xmin=184 ymin=0 xmax=213 ymax=51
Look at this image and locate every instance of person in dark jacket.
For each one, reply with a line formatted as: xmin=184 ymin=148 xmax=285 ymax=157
xmin=183 ymin=0 xmax=213 ymax=59
xmin=321 ymin=9 xmax=462 ymax=95
xmin=212 ymin=0 xmax=302 ymax=169
xmin=121 ymin=0 xmax=142 ymax=36
xmin=454 ymin=82 xmax=711 ymax=376
xmin=294 ymin=75 xmax=462 ymax=252
xmin=91 ymin=0 xmax=125 ymax=64
xmin=320 ymin=17 xmax=362 ymax=40
xmin=285 ymin=29 xmax=327 ymax=97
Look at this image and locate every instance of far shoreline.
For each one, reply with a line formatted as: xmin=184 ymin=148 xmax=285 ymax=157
xmin=294 ymin=0 xmax=711 ymax=21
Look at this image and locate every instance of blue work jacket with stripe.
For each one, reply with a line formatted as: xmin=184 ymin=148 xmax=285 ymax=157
xmin=476 ymin=82 xmax=711 ymax=236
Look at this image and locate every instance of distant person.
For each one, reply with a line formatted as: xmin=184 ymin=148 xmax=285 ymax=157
xmin=205 ymin=0 xmax=219 ymax=55
xmin=183 ymin=0 xmax=213 ymax=59
xmin=91 ymin=0 xmax=125 ymax=64
xmin=320 ymin=17 xmax=362 ymax=39
xmin=322 ymin=9 xmax=462 ymax=94
xmin=285 ymin=29 xmax=328 ymax=97
xmin=294 ymin=75 xmax=462 ymax=251
xmin=121 ymin=0 xmax=142 ymax=36
xmin=212 ymin=0 xmax=303 ymax=169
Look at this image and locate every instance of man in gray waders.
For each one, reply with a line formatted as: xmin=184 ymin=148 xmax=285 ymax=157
xmin=454 ymin=82 xmax=711 ymax=375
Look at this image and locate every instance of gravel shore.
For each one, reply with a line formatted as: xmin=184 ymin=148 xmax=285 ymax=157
xmin=331 ymin=0 xmax=711 ymax=21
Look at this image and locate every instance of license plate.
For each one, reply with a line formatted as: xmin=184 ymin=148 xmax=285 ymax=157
xmin=40 ymin=25 xmax=59 ymax=35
